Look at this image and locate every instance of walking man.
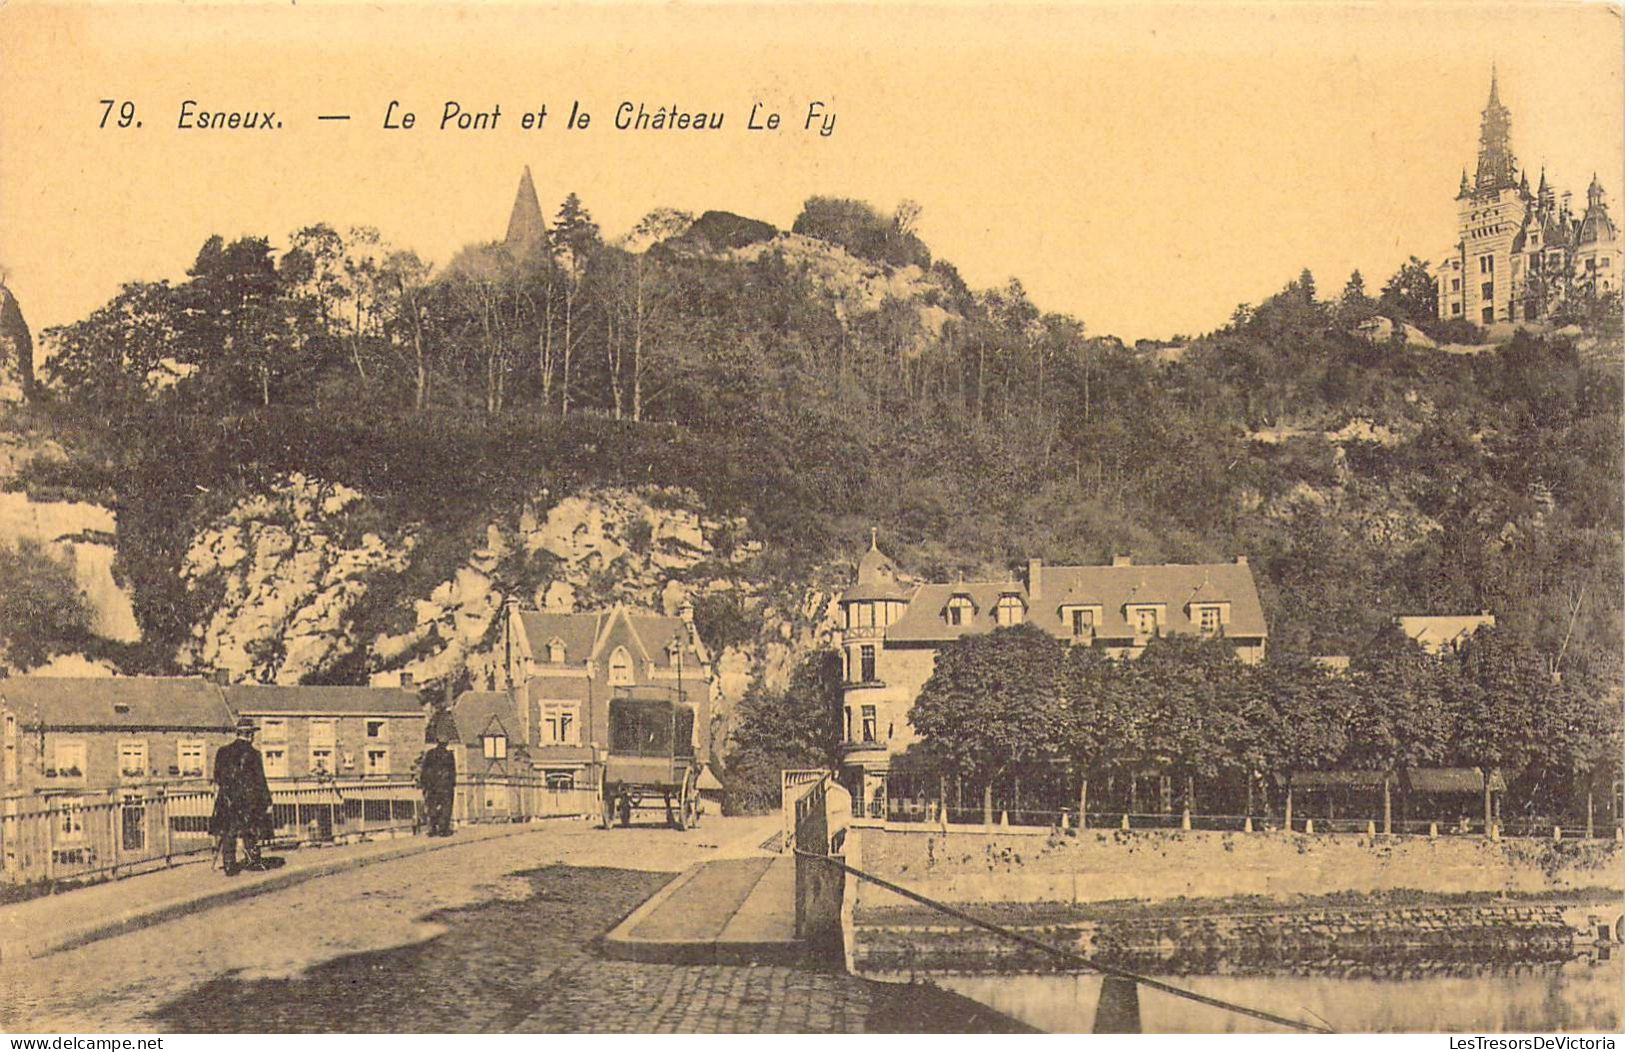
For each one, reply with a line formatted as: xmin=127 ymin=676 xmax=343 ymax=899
xmin=419 ymin=726 xmax=457 ymax=837
xmin=210 ymin=716 xmax=274 ymax=876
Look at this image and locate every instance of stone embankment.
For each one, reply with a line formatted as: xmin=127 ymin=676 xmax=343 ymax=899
xmin=855 ymin=903 xmax=1579 ymax=975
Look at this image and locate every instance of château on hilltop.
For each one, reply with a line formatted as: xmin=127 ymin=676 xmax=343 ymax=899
xmin=1434 ymin=70 xmax=1621 ymax=326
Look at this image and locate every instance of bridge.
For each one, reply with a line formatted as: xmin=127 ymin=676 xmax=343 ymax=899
xmin=0 ymin=814 xmax=1028 ymax=1034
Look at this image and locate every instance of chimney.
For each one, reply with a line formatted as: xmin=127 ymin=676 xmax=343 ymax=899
xmin=1112 ymin=554 xmax=1132 ymax=567
xmin=399 ymin=671 xmax=415 ymax=690
xmin=213 ymin=668 xmax=230 ymax=686
xmin=1026 ymin=558 xmax=1043 ymax=601
xmin=1235 ymin=554 xmax=1248 ymax=566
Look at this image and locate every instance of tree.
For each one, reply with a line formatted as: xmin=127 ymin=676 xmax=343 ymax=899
xmin=1337 ymin=270 xmax=1378 ymax=327
xmin=721 ymin=651 xmax=843 ymax=813
xmin=175 ymin=235 xmax=302 ymax=406
xmin=909 ymin=625 xmax=1069 ymax=799
xmin=0 ymin=539 xmax=92 ymax=670
xmin=550 ymin=193 xmax=602 ymax=416
xmin=1378 ymin=256 xmax=1438 ymax=324
xmin=43 ymin=281 xmax=182 ymax=406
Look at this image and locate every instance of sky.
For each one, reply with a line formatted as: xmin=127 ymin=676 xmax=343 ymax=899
xmin=0 ymin=1 xmax=1621 ymax=345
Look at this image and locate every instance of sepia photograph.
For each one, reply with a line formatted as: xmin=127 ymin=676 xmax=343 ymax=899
xmin=0 ymin=0 xmax=1621 ymax=1038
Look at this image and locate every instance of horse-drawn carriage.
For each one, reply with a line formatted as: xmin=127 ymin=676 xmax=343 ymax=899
xmin=600 ymin=687 xmax=702 ymax=830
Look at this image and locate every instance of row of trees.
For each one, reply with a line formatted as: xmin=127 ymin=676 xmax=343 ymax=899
xmin=907 ymin=625 xmax=1621 ymax=820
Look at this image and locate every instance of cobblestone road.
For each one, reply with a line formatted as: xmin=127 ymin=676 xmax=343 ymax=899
xmin=1 ymin=817 xmax=1028 ymax=1034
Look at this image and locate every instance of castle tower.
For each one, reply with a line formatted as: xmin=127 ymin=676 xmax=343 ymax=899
xmin=504 ymin=166 xmax=547 ymax=254
xmin=1474 ymin=67 xmax=1518 ymax=193
xmin=1441 ymin=70 xmax=1537 ymax=326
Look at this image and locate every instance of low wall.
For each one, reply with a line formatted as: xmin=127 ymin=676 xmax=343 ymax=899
xmin=851 ymin=827 xmax=1623 ymax=908
xmin=856 ymin=903 xmax=1578 ymax=974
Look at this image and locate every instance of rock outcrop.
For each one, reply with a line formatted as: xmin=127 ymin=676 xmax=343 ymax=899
xmin=0 ymin=284 xmax=34 ymax=403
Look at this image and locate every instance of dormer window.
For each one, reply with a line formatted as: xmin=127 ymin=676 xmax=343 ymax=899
xmin=946 ymin=595 xmax=974 ymax=627
xmin=1126 ymin=604 xmax=1164 ymax=637
xmin=993 ymin=594 xmax=1025 ymax=627
xmin=1198 ymin=606 xmax=1221 ymax=635
xmin=608 ymin=646 xmax=634 ymax=686
xmin=482 ymin=733 xmax=508 ymax=760
xmin=547 ymin=638 xmax=566 ymax=664
xmin=1067 ymin=607 xmax=1098 ymax=639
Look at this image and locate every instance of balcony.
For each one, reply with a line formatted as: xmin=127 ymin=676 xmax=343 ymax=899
xmin=842 ymin=738 xmax=889 ymax=758
xmin=842 ymin=624 xmax=885 ymax=642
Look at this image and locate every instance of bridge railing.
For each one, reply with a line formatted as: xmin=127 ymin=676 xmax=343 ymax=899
xmin=1 ymin=774 xmax=597 ymax=887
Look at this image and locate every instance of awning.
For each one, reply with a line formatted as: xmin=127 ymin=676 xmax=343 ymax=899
xmin=1288 ymin=770 xmax=1391 ymax=788
xmin=1405 ymin=767 xmax=1506 ymax=794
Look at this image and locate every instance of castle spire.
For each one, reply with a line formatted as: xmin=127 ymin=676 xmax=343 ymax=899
xmin=504 ymin=166 xmax=547 ymax=254
xmin=1473 ymin=67 xmax=1517 ymax=193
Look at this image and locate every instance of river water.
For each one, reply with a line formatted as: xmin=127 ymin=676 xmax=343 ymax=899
xmin=930 ymin=956 xmax=1623 ymax=1033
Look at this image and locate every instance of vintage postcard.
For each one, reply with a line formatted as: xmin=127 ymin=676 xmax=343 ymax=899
xmin=0 ymin=0 xmax=1621 ymax=1039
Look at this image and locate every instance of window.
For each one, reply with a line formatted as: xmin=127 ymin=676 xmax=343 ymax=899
xmin=861 ymin=705 xmax=878 ymax=743
xmin=855 ymin=603 xmax=875 ymax=628
xmin=1479 ymin=255 xmax=1494 ymax=275
xmin=860 ymin=645 xmax=876 ymax=683
xmin=309 ymin=718 xmax=336 ymax=775
xmin=547 ymin=638 xmax=566 ymax=663
xmin=57 ymin=801 xmax=85 ymax=842
xmin=946 ymin=595 xmax=973 ymax=626
xmin=365 ymin=747 xmax=389 ymax=775
xmin=1481 ymin=282 xmax=1493 ymax=300
xmin=482 ymin=734 xmax=508 ymax=760
xmin=4 ymin=713 xmax=16 ymax=785
xmin=118 ymin=739 xmax=148 ymax=780
xmin=1482 ymin=306 xmax=1494 ymax=324
xmin=994 ymin=594 xmax=1025 ymax=627
xmin=263 ymin=748 xmax=288 ymax=778
xmin=545 ymin=770 xmax=576 ymax=790
xmin=365 ymin=719 xmax=388 ymax=740
xmin=1450 ymin=278 xmax=1460 ymax=292
xmin=607 ymin=646 xmax=634 ymax=687
xmin=1070 ymin=608 xmax=1096 ymax=638
xmin=178 ymin=740 xmax=206 ymax=778
xmin=1452 ymin=302 xmax=1463 ymax=316
xmin=1197 ymin=605 xmax=1222 ymax=635
xmin=844 ymin=706 xmax=853 ymax=741
xmin=541 ymin=702 xmax=579 ymax=745
xmin=54 ymin=740 xmax=86 ymax=779
xmin=1132 ymin=607 xmax=1161 ymax=636
xmin=259 ymin=718 xmax=287 ymax=745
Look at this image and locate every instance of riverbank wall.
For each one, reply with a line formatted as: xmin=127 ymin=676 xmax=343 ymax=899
xmin=847 ymin=825 xmax=1623 ymax=908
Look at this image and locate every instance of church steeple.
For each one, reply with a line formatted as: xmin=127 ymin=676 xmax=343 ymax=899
xmin=504 ymin=166 xmax=547 ymax=254
xmin=1473 ymin=68 xmax=1518 ymax=193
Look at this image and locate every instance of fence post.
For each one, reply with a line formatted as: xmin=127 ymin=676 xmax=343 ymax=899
xmin=1079 ymin=778 xmax=1088 ymax=831
xmin=161 ymin=790 xmax=173 ymax=864
xmin=982 ymin=784 xmax=993 ymax=830
xmin=1382 ymin=777 xmax=1392 ymax=836
xmin=1284 ymin=787 xmax=1293 ymax=832
xmin=110 ymin=798 xmax=121 ymax=878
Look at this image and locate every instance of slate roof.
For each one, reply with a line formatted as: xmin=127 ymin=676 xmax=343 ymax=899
xmin=514 ymin=607 xmax=707 ymax=669
xmin=224 ymin=684 xmax=425 ymax=716
xmin=1406 ymin=767 xmax=1506 ymax=794
xmin=884 ymin=561 xmax=1268 ymax=643
xmin=0 ymin=676 xmax=235 ymax=730
xmin=452 ymin=690 xmax=520 ymax=744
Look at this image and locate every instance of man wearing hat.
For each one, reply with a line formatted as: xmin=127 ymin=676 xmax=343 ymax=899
xmin=418 ymin=712 xmax=458 ymax=837
xmin=210 ymin=716 xmax=274 ymax=875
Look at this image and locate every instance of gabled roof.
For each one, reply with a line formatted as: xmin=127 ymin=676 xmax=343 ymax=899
xmin=512 ymin=606 xmax=708 ymax=670
xmin=224 ymin=684 xmax=424 ymax=716
xmin=1395 ymin=614 xmax=1494 ymax=654
xmin=0 ymin=676 xmax=235 ymax=730
xmin=884 ymin=561 xmax=1268 ymax=643
xmin=452 ymin=690 xmax=518 ymax=744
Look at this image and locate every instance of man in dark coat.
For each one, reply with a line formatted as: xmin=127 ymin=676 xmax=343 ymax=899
xmin=210 ymin=716 xmax=274 ymax=875
xmin=418 ymin=726 xmax=457 ymax=837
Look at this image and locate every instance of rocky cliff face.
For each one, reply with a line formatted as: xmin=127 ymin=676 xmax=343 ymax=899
xmin=0 ymin=285 xmax=35 ymax=403
xmin=175 ymin=475 xmax=846 ymax=726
